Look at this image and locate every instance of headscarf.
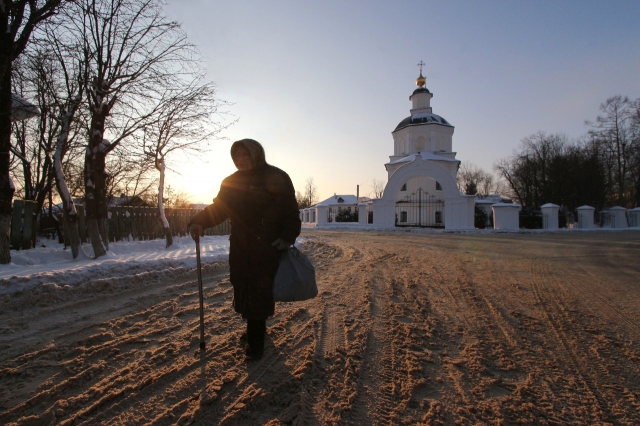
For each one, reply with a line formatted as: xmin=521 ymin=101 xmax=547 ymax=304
xmin=230 ymin=139 xmax=267 ymax=169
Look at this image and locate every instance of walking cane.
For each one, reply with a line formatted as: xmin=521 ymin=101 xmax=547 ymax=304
xmin=193 ymin=225 xmax=206 ymax=350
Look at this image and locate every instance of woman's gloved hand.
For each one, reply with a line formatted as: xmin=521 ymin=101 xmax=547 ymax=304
xmin=271 ymin=238 xmax=291 ymax=250
xmin=189 ymin=224 xmax=201 ymax=240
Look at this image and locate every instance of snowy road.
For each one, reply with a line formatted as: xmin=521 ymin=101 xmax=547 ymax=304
xmin=1 ymin=230 xmax=640 ymax=425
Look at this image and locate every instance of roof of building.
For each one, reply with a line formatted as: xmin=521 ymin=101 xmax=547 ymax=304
xmin=11 ymin=93 xmax=40 ymax=121
xmin=109 ymin=195 xmax=149 ymax=207
xmin=393 ymin=112 xmax=453 ymax=132
xmin=316 ymin=194 xmax=358 ymax=206
xmin=475 ymin=194 xmax=511 ymax=204
xmin=385 ymin=151 xmax=460 ymax=166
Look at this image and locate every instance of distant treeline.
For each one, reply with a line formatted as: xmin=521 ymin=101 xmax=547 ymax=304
xmin=494 ymin=95 xmax=640 ymax=211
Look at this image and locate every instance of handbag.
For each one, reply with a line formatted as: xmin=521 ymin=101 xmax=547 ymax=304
xmin=273 ymin=246 xmax=318 ymax=302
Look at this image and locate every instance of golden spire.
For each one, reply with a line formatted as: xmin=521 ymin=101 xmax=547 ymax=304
xmin=416 ymin=60 xmax=426 ymax=87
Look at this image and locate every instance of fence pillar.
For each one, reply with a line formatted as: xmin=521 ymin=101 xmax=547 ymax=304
xmin=629 ymin=207 xmax=640 ymax=228
xmin=609 ymin=206 xmax=628 ymax=228
xmin=541 ymin=203 xmax=560 ymax=230
xmin=316 ymin=205 xmax=327 ymax=225
xmin=576 ymin=205 xmax=595 ymax=229
xmin=491 ymin=203 xmax=521 ymax=230
xmin=358 ymin=203 xmax=368 ymax=225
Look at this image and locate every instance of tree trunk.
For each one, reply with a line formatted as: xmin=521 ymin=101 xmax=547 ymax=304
xmin=84 ymin=104 xmax=110 ymax=258
xmin=84 ymin=150 xmax=109 ymax=258
xmin=163 ymin=226 xmax=173 ymax=248
xmin=53 ymin=100 xmax=81 ymax=258
xmin=54 ymin=169 xmax=79 ymax=259
xmin=156 ymin=159 xmax=172 ymax=248
xmin=0 ymin=34 xmax=14 ymax=263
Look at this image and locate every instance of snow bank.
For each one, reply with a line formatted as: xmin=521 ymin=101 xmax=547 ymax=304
xmin=0 ymin=236 xmax=230 ymax=296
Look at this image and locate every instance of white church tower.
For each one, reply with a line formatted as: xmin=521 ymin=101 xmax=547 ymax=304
xmin=389 ymin=69 xmax=455 ymax=161
xmin=372 ymin=63 xmax=475 ymax=230
xmin=386 ymin=63 xmax=460 ymax=188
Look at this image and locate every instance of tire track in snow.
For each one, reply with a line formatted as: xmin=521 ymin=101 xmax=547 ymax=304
xmin=527 ymin=257 xmax=615 ymax=425
xmin=347 ymin=264 xmax=402 ymax=425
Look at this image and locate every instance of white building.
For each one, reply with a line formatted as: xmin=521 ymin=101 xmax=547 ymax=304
xmin=300 ymin=194 xmax=369 ymax=226
xmin=301 ymin=67 xmax=475 ymax=229
xmin=372 ymin=70 xmax=475 ymax=229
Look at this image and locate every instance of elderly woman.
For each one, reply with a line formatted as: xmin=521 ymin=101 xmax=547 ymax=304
xmin=189 ymin=139 xmax=301 ymax=358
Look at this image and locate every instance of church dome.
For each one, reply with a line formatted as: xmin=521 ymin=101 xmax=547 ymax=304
xmin=393 ymin=112 xmax=453 ymax=132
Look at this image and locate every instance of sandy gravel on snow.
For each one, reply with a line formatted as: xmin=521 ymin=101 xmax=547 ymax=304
xmin=1 ymin=230 xmax=639 ymax=425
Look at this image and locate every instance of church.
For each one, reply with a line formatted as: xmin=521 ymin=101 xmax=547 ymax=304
xmin=301 ymin=65 xmax=475 ymax=230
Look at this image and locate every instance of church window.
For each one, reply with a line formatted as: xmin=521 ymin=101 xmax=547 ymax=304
xmin=401 ymin=183 xmax=407 ymax=191
xmin=400 ymin=211 xmax=407 ymax=222
xmin=436 ymin=181 xmax=442 ymax=191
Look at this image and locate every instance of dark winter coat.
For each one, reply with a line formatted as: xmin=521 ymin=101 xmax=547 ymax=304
xmin=190 ymin=163 xmax=301 ymax=319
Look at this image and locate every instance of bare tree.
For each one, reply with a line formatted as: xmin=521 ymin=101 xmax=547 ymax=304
xmin=0 ymin=0 xmax=68 ymax=263
xmin=296 ymin=177 xmax=318 ymax=209
xmin=371 ymin=178 xmax=385 ymax=198
xmin=494 ymin=133 xmax=565 ymax=208
xmin=493 ymin=157 xmax=522 ymax=203
xmin=586 ymin=96 xmax=635 ymax=206
xmin=10 ymin=52 xmax=66 ymax=250
xmin=140 ymin=77 xmax=227 ymax=247
xmin=68 ymin=0 xmax=197 ymax=257
xmin=21 ymin=18 xmax=92 ymax=259
xmin=457 ymin=162 xmax=500 ymax=196
xmin=457 ymin=162 xmax=481 ymax=195
xmin=106 ymin=147 xmax=157 ymax=203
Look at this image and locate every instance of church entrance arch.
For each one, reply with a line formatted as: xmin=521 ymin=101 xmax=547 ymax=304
xmin=395 ymin=187 xmax=444 ymax=228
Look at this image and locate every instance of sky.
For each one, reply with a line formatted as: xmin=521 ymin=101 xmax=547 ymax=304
xmin=160 ymin=0 xmax=640 ymax=204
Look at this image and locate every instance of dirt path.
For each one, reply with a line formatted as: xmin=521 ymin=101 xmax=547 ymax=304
xmin=1 ymin=230 xmax=639 ymax=425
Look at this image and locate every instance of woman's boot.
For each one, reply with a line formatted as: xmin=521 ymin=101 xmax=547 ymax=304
xmin=245 ymin=319 xmax=265 ymax=358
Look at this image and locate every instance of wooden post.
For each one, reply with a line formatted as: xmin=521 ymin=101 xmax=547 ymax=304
xmin=117 ymin=207 xmax=127 ymax=241
xmin=11 ymin=200 xmax=24 ymax=249
xmin=131 ymin=208 xmax=137 ymax=240
xmin=143 ymin=207 xmax=151 ymax=240
xmin=22 ymin=200 xmax=37 ymax=250
xmin=77 ymin=205 xmax=87 ymax=244
xmin=151 ymin=207 xmax=158 ymax=239
xmin=62 ymin=212 xmax=70 ymax=249
xmin=108 ymin=209 xmax=115 ymax=242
